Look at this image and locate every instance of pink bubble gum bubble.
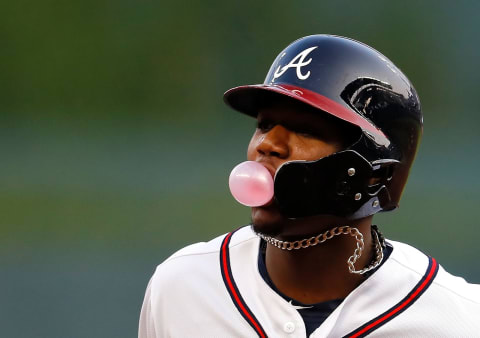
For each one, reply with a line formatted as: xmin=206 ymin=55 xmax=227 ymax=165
xmin=229 ymin=161 xmax=274 ymax=207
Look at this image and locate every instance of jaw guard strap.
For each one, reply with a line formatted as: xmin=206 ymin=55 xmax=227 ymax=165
xmin=273 ymin=150 xmax=398 ymax=219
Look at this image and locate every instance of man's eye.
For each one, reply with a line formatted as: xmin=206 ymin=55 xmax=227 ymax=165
xmin=257 ymin=121 xmax=274 ymax=131
xmin=300 ymin=132 xmax=318 ymax=138
xmin=296 ymin=129 xmax=318 ymax=138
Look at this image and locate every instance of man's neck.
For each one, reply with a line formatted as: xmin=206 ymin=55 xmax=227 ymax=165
xmin=264 ymin=218 xmax=374 ymax=304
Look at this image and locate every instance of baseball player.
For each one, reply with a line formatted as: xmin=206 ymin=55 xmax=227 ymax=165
xmin=139 ymin=35 xmax=480 ymax=337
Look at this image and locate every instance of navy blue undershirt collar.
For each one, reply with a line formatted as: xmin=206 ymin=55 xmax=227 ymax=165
xmin=257 ymin=237 xmax=393 ymax=336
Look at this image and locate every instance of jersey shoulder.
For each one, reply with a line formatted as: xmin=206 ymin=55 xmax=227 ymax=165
xmin=163 ymin=225 xmax=256 ymax=262
xmin=389 ymin=239 xmax=480 ymax=304
xmin=139 ymin=227 xmax=259 ymax=337
xmin=151 ymin=225 xmax=256 ymax=285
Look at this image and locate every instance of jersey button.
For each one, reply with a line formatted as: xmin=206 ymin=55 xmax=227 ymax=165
xmin=283 ymin=321 xmax=295 ymax=333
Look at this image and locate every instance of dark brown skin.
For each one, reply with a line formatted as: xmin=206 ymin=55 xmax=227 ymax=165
xmin=247 ymin=98 xmax=374 ymax=304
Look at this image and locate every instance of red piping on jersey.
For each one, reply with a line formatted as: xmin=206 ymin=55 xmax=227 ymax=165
xmin=345 ymin=257 xmax=439 ymax=338
xmin=221 ymin=230 xmax=438 ymax=338
xmin=220 ymin=231 xmax=267 ymax=338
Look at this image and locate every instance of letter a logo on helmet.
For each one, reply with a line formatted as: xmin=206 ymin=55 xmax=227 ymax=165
xmin=272 ymin=46 xmax=318 ymax=81
xmin=224 ymin=35 xmax=422 ymax=219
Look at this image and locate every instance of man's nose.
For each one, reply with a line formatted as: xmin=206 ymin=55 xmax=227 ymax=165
xmin=256 ymin=125 xmax=290 ymax=158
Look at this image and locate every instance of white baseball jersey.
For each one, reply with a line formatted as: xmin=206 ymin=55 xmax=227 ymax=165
xmin=139 ymin=226 xmax=480 ymax=337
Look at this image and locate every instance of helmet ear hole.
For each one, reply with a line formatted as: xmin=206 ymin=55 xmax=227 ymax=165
xmin=341 ymin=78 xmax=393 ymax=119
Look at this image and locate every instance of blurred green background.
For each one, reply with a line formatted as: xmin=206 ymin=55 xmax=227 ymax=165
xmin=1 ymin=1 xmax=479 ymax=337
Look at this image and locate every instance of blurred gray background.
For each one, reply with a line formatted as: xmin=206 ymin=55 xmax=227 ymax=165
xmin=1 ymin=1 xmax=479 ymax=337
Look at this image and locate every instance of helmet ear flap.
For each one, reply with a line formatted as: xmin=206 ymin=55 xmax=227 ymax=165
xmin=274 ymin=150 xmax=399 ymax=219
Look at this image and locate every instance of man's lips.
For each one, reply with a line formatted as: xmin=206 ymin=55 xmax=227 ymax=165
xmin=256 ymin=161 xmax=277 ymax=179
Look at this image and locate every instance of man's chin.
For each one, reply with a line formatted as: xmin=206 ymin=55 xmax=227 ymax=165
xmin=250 ymin=206 xmax=287 ymax=237
xmin=250 ymin=207 xmax=350 ymax=240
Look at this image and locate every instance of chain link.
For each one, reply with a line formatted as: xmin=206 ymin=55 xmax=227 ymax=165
xmin=256 ymin=226 xmax=384 ymax=275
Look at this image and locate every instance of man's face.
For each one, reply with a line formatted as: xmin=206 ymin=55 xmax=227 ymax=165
xmin=246 ymin=98 xmax=357 ymax=237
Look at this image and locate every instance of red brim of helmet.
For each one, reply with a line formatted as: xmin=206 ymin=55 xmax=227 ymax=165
xmin=223 ymin=83 xmax=390 ymax=147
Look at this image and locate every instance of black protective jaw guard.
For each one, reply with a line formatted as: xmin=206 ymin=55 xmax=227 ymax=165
xmin=274 ymin=150 xmax=397 ymax=219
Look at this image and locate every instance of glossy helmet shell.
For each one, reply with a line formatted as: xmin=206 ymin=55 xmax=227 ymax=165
xmin=224 ymin=35 xmax=422 ymax=218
